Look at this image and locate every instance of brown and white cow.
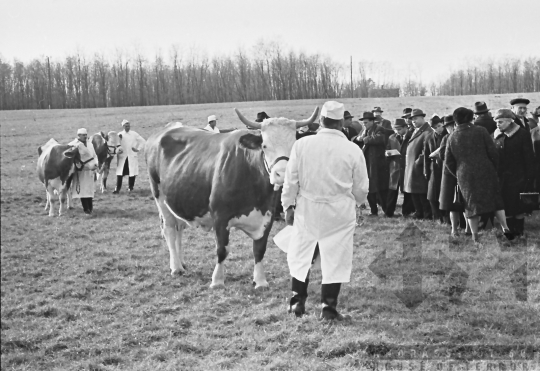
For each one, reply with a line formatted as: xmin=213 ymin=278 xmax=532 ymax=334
xmin=145 ymin=107 xmax=318 ymax=288
xmin=37 ymin=139 xmax=98 ymax=216
xmin=91 ymin=131 xmax=120 ymax=192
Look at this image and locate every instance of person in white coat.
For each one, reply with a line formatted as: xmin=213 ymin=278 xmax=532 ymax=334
xmin=204 ymin=115 xmax=220 ymax=133
xmin=281 ymin=101 xmax=369 ymax=321
xmin=69 ymin=128 xmax=99 ymax=215
xmin=113 ymin=119 xmax=146 ymax=193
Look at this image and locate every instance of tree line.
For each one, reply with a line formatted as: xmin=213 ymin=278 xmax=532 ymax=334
xmin=0 ymin=41 xmax=538 ymax=110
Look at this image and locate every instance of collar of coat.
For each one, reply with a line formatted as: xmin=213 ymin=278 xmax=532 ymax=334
xmin=318 ymin=128 xmax=347 ymax=139
xmin=494 ymin=123 xmax=520 ymax=139
xmin=409 ymin=122 xmax=431 ymax=141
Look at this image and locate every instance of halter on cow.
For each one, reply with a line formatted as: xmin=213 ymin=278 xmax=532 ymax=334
xmin=145 ymin=107 xmax=319 ymax=288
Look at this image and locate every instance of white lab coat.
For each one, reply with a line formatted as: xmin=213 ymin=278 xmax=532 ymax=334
xmin=204 ymin=124 xmax=220 ymax=133
xmin=281 ymin=129 xmax=369 ymax=284
xmin=68 ymin=139 xmax=98 ymax=199
xmin=116 ymin=130 xmax=146 ymax=176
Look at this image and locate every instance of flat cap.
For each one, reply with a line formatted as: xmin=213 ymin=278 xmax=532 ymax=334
xmin=510 ymin=98 xmax=530 ymax=106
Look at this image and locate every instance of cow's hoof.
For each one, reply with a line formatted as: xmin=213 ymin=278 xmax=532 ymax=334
xmin=171 ymin=269 xmax=185 ymax=276
xmin=253 ymin=281 xmax=269 ymax=290
xmin=209 ymin=282 xmax=225 ymax=289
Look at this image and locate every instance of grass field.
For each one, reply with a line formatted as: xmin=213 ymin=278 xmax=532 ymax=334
xmin=1 ymin=93 xmax=540 ymax=370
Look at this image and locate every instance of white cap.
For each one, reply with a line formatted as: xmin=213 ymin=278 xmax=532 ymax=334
xmin=208 ymin=115 xmax=217 ymax=122
xmin=321 ymin=101 xmax=345 ymax=120
xmin=77 ymin=128 xmax=88 ymax=135
xmin=121 ymin=119 xmax=130 ymax=126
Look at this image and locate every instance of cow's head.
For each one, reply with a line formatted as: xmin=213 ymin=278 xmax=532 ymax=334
xmin=106 ymin=131 xmax=121 ymax=159
xmin=235 ymin=107 xmax=319 ymax=187
xmin=63 ymin=146 xmax=98 ymax=172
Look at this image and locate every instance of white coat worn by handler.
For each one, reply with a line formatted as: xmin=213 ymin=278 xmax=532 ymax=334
xmin=281 ymin=101 xmax=369 ymax=321
xmin=69 ymin=128 xmax=99 ymax=215
xmin=113 ymin=119 xmax=146 ymax=193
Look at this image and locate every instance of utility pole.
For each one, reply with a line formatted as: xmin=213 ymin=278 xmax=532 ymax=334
xmin=350 ymin=56 xmax=353 ymax=98
xmin=47 ymin=56 xmax=52 ymax=109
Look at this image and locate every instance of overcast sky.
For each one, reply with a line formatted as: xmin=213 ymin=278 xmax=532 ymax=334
xmin=2 ymin=0 xmax=539 ymax=84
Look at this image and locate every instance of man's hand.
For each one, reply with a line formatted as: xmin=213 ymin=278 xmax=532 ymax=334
xmin=285 ymin=207 xmax=295 ymax=226
xmin=132 ymin=147 xmax=139 ymax=152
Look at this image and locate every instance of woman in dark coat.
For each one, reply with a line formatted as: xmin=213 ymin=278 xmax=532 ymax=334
xmin=442 ymin=108 xmax=513 ymax=243
xmin=424 ymin=115 xmax=447 ymax=222
xmin=493 ymin=108 xmax=536 ymax=236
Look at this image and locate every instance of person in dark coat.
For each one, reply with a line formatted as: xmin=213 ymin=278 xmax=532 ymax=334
xmin=443 ymin=107 xmax=514 ymax=243
xmin=341 ymin=111 xmax=359 ymax=140
xmin=438 ymin=115 xmax=466 ymax=233
xmin=353 ymin=111 xmax=390 ymax=216
xmin=510 ymin=98 xmax=531 ymax=131
xmin=386 ymin=118 xmax=414 ymax=217
xmin=493 ymin=108 xmax=536 ymax=237
xmin=473 ymin=101 xmax=497 ymax=135
xmin=402 ymin=108 xmax=414 ymax=132
xmin=424 ymin=115 xmax=447 ymax=222
xmin=296 ymin=122 xmax=320 ymax=140
xmin=530 ymin=107 xmax=540 ymax=192
xmin=403 ymin=109 xmax=434 ymax=219
xmin=373 ymin=107 xmax=392 ymax=130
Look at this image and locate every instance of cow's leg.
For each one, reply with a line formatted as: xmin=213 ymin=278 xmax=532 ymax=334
xmin=210 ymin=223 xmax=230 ymax=288
xmin=67 ymin=190 xmax=73 ymax=209
xmin=252 ymin=220 xmax=274 ymax=289
xmin=44 ymin=190 xmax=50 ymax=212
xmin=156 ymin=198 xmax=186 ymax=276
xmin=100 ymin=162 xmax=110 ymax=193
xmin=174 ymin=222 xmax=187 ymax=271
xmin=58 ymin=188 xmax=68 ymax=216
xmin=46 ymin=185 xmax=56 ymax=217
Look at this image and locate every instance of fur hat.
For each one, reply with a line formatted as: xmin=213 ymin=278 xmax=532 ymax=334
xmin=453 ymin=107 xmax=474 ymax=124
xmin=493 ymin=108 xmax=515 ymax=120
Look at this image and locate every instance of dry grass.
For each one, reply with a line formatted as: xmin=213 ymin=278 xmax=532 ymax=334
xmin=1 ymin=93 xmax=539 ymax=370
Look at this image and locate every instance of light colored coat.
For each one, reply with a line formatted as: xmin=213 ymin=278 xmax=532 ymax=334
xmin=281 ymin=129 xmax=369 ymax=284
xmin=116 ymin=130 xmax=146 ymax=176
xmin=68 ymin=139 xmax=98 ymax=199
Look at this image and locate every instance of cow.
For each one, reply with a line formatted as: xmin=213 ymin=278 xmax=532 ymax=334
xmin=165 ymin=122 xmax=184 ymax=129
xmin=37 ymin=138 xmax=98 ymax=216
xmin=91 ymin=131 xmax=121 ymax=192
xmin=145 ymin=107 xmax=319 ymax=288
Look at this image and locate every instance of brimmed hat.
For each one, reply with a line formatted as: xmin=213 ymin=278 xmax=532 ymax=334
xmin=474 ymin=101 xmax=489 ymax=114
xmin=493 ymin=108 xmax=515 ymax=120
xmin=121 ymin=119 xmax=129 ymax=126
xmin=410 ymin=109 xmax=426 ymax=118
xmin=321 ymin=101 xmax=345 ymax=120
xmin=392 ymin=118 xmax=407 ymax=128
xmin=453 ymin=107 xmax=474 ymax=124
xmin=77 ymin=128 xmax=88 ymax=135
xmin=255 ymin=112 xmax=270 ymax=122
xmin=443 ymin=115 xmax=455 ymax=127
xmin=510 ymin=98 xmax=530 ymax=106
xmin=401 ymin=108 xmax=413 ymax=118
xmin=361 ymin=111 xmax=376 ymax=121
xmin=344 ymin=110 xmax=354 ymax=120
xmin=208 ymin=115 xmax=217 ymax=122
xmin=429 ymin=114 xmax=442 ymax=127
xmin=372 ymin=107 xmax=383 ymax=113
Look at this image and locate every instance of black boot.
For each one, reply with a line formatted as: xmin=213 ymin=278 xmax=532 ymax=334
xmin=128 ymin=176 xmax=136 ymax=192
xmin=289 ymin=276 xmax=309 ymax=318
xmin=113 ymin=176 xmax=123 ymax=194
xmin=514 ymin=218 xmax=525 ymax=237
xmin=81 ymin=198 xmax=89 ymax=213
xmin=88 ymin=198 xmax=93 ymax=214
xmin=321 ymin=283 xmax=349 ymax=321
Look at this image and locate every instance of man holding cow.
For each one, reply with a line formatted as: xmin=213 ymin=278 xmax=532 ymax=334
xmin=69 ymin=128 xmax=99 ymax=216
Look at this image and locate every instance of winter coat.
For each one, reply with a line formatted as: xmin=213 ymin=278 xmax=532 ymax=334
xmin=438 ymin=135 xmax=463 ymax=212
xmin=494 ymin=125 xmax=536 ymax=216
xmin=386 ymin=131 xmax=412 ymax=191
xmin=443 ymin=124 xmax=503 ymax=218
xmin=474 ymin=115 xmax=497 ymax=135
xmin=403 ymin=122 xmax=433 ymax=194
xmin=355 ymin=124 xmax=389 ymax=193
xmin=116 ymin=130 xmax=146 ymax=176
xmin=424 ymin=131 xmax=447 ymax=202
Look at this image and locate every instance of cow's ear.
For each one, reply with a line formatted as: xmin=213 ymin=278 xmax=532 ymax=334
xmin=63 ymin=147 xmax=77 ymax=158
xmin=239 ymin=133 xmax=263 ymax=150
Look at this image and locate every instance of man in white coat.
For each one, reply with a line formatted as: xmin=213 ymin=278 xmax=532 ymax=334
xmin=204 ymin=115 xmax=220 ymax=133
xmin=281 ymin=101 xmax=369 ymax=320
xmin=113 ymin=119 xmax=146 ymax=193
xmin=69 ymin=128 xmax=99 ymax=215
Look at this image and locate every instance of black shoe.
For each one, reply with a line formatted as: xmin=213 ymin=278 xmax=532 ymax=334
xmin=320 ymin=306 xmax=351 ymax=321
xmin=288 ymin=296 xmax=306 ymax=318
xmin=367 ymin=213 xmax=378 ymax=217
xmin=411 ymin=213 xmax=424 ymax=220
xmin=112 ymin=189 xmax=119 ymax=194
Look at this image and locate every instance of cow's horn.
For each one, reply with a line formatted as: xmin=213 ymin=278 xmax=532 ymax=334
xmin=296 ymin=107 xmax=320 ymax=128
xmin=235 ymin=108 xmax=261 ymax=129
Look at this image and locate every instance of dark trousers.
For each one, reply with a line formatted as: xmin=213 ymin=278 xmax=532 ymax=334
xmin=80 ymin=198 xmax=93 ymax=213
xmin=115 ymin=175 xmax=136 ymax=191
xmin=429 ymin=200 xmax=445 ymax=222
xmin=367 ymin=189 xmax=388 ymax=215
xmin=411 ymin=193 xmax=432 ymax=219
xmin=386 ymin=188 xmax=415 ymax=217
